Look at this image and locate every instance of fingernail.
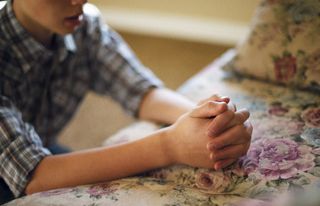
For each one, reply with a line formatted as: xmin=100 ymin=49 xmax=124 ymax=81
xmin=210 ymin=153 xmax=214 ymax=160
xmin=206 ymin=143 xmax=211 ymax=150
xmin=221 ymin=97 xmax=230 ymax=103
xmin=210 ymin=151 xmax=219 ymax=161
xmin=207 ymin=143 xmax=216 ymax=151
xmin=214 ymin=163 xmax=221 ymax=171
xmin=219 ymin=102 xmax=228 ymax=110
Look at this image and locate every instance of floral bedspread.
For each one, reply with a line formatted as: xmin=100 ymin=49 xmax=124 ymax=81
xmin=6 ymin=50 xmax=320 ymax=206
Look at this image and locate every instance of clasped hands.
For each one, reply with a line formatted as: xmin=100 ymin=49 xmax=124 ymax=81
xmin=165 ymin=95 xmax=252 ymax=170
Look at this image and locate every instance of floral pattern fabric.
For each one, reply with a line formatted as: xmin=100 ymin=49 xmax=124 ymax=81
xmin=5 ymin=51 xmax=320 ymax=205
xmin=222 ymin=0 xmax=320 ymax=92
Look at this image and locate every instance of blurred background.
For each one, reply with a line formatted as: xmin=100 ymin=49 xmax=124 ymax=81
xmin=59 ymin=0 xmax=260 ymax=150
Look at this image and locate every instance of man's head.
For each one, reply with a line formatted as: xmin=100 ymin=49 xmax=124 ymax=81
xmin=13 ymin=0 xmax=87 ymax=45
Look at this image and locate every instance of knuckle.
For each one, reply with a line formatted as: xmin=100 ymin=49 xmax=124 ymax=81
xmin=238 ymin=111 xmax=249 ymax=123
xmin=219 ymin=102 xmax=228 ymax=111
xmin=197 ymin=100 xmax=205 ymax=106
xmin=234 ymin=124 xmax=244 ymax=131
xmin=189 ymin=108 xmax=199 ymax=117
xmin=207 ymin=101 xmax=217 ymax=109
xmin=238 ymin=113 xmax=246 ymax=123
xmin=225 ymin=110 xmax=235 ymax=119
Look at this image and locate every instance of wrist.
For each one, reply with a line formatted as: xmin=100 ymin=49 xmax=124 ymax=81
xmin=160 ymin=126 xmax=179 ymax=166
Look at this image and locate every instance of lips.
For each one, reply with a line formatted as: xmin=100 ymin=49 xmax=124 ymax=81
xmin=64 ymin=13 xmax=83 ymax=29
xmin=66 ymin=12 xmax=83 ymax=20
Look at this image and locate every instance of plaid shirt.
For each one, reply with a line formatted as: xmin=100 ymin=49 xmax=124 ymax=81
xmin=0 ymin=1 xmax=162 ymax=198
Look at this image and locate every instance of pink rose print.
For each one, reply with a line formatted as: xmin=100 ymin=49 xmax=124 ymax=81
xmin=195 ymin=171 xmax=231 ymax=192
xmin=301 ymin=107 xmax=320 ymax=128
xmin=252 ymin=116 xmax=304 ymax=141
xmin=240 ymin=138 xmax=315 ymax=180
xmin=273 ymin=52 xmax=297 ymax=82
xmin=87 ymin=182 xmax=119 ymax=198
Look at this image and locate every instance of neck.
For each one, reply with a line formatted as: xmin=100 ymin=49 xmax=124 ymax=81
xmin=12 ymin=1 xmax=54 ymax=48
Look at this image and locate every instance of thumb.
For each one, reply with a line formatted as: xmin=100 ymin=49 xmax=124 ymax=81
xmin=190 ymin=101 xmax=228 ymax=119
xmin=197 ymin=94 xmax=230 ymax=106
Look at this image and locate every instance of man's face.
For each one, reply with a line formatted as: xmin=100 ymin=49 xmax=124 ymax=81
xmin=17 ymin=0 xmax=87 ymax=35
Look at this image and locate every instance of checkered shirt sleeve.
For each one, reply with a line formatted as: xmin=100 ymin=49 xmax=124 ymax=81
xmin=0 ymin=96 xmax=51 ymax=197
xmin=87 ymin=13 xmax=163 ymax=116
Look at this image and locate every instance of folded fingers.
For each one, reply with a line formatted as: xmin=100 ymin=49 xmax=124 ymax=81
xmin=207 ymin=123 xmax=252 ymax=150
xmin=207 ymin=109 xmax=250 ymax=137
xmin=223 ymin=109 xmax=250 ymax=131
xmin=210 ymin=142 xmax=250 ymax=162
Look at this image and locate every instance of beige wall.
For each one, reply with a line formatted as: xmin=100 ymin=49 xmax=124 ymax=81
xmin=91 ymin=0 xmax=259 ymax=24
xmin=89 ymin=0 xmax=260 ymax=46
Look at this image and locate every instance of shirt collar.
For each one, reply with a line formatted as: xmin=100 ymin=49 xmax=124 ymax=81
xmin=3 ymin=0 xmax=77 ymax=73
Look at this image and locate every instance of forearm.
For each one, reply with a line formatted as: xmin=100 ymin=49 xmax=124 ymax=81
xmin=139 ymin=88 xmax=195 ymax=124
xmin=26 ymin=128 xmax=172 ymax=195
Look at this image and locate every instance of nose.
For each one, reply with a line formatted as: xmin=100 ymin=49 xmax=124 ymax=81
xmin=71 ymin=0 xmax=87 ymax=5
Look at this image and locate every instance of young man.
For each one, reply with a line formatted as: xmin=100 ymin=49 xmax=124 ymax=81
xmin=0 ymin=0 xmax=252 ymax=203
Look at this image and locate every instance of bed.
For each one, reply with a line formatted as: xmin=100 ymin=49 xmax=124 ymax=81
xmin=5 ymin=49 xmax=320 ymax=206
